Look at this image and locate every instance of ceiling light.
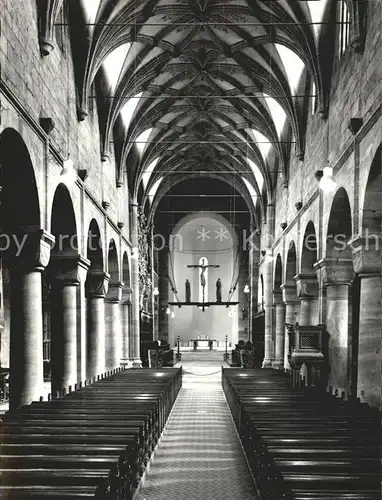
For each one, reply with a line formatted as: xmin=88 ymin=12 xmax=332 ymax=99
xmin=243 ymin=284 xmax=250 ymax=294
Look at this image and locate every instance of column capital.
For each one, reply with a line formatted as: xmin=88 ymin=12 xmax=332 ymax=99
xmin=294 ymin=274 xmax=318 ymax=299
xmin=86 ymin=271 xmax=110 ymax=298
xmin=280 ymin=283 xmax=299 ymax=304
xmin=348 ymin=235 xmax=382 ymax=275
xmin=50 ymin=254 xmax=90 ymax=285
xmin=314 ymin=258 xmax=354 ymax=286
xmin=105 ymin=281 xmax=124 ymax=303
xmin=273 ymin=290 xmax=284 ymax=306
xmin=121 ymin=285 xmax=132 ymax=304
xmin=7 ymin=228 xmax=55 ymax=272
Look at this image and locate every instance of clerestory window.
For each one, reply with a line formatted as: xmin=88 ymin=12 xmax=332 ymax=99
xmin=338 ymin=0 xmax=351 ymax=58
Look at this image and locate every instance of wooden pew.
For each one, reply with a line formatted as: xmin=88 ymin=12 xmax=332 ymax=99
xmin=222 ymin=368 xmax=381 ymax=500
xmin=0 ymin=368 xmax=182 ymax=500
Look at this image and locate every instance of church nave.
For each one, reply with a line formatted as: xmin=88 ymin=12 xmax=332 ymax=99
xmin=137 ymin=352 xmax=258 ymax=500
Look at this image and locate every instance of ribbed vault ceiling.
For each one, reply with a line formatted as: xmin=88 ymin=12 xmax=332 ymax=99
xmin=76 ymin=0 xmax=334 ymax=207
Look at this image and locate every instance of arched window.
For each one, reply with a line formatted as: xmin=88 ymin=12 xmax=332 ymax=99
xmin=311 ymin=81 xmax=317 ymax=115
xmin=199 ymin=257 xmax=208 ymax=303
xmin=55 ymin=5 xmax=66 ymax=53
xmin=339 ymin=0 xmax=351 ymax=58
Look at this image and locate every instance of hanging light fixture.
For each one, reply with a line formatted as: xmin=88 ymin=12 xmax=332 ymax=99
xmin=319 ymin=102 xmax=337 ymax=194
xmin=319 ymin=166 xmax=337 ymax=193
xmin=60 ymin=156 xmax=77 ymax=185
xmin=153 ymin=286 xmax=159 ymax=296
xmin=243 ymin=284 xmax=250 ymax=294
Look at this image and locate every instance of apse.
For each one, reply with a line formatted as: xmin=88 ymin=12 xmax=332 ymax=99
xmin=168 ymin=214 xmax=239 ymax=348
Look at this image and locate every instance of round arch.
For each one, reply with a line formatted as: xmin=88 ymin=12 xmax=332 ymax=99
xmin=86 ymin=219 xmax=104 ymax=271
xmin=107 ymin=238 xmax=119 ymax=282
xmin=300 ymin=221 xmax=318 ymax=274
xmin=0 ymin=128 xmax=41 ymax=232
xmin=285 ymin=241 xmax=297 ymax=285
xmin=361 ymin=144 xmax=382 ymax=237
xmin=50 ymin=184 xmax=78 ymax=254
xmin=0 ymin=128 xmax=42 ymax=410
xmin=274 ymin=254 xmax=283 ymax=291
xmin=122 ymin=251 xmax=131 ymax=289
xmin=326 ymin=187 xmax=352 ymax=259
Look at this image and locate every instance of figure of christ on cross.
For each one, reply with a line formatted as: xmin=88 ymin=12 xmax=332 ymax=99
xmin=187 ymin=258 xmax=220 ymax=304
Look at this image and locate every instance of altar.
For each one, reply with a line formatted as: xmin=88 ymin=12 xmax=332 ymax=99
xmin=189 ymin=338 xmax=218 ymax=350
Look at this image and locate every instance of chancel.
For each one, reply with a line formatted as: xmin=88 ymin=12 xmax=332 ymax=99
xmin=0 ymin=0 xmax=381 ymax=499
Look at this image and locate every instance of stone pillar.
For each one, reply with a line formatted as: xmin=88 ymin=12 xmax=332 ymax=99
xmin=158 ymin=247 xmax=170 ymax=343
xmin=50 ymin=255 xmax=89 ymax=395
xmin=77 ymin=262 xmax=89 ymax=386
xmin=9 ymin=230 xmax=54 ymax=410
xmin=316 ymin=258 xmax=354 ymax=397
xmin=350 ymin=237 xmax=382 ymax=407
xmin=262 ymin=205 xmax=275 ymax=368
xmin=238 ymin=251 xmax=248 ymax=341
xmin=262 ymin=256 xmax=274 ymax=367
xmin=120 ymin=286 xmax=132 ymax=367
xmin=105 ymin=281 xmax=124 ymax=372
xmin=130 ymin=202 xmax=142 ymax=367
xmin=272 ymin=291 xmax=286 ymax=369
xmin=51 ymin=280 xmax=78 ymax=394
xmin=280 ymin=284 xmax=300 ymax=370
xmin=294 ymin=274 xmax=319 ymax=325
xmin=86 ymin=271 xmax=109 ymax=380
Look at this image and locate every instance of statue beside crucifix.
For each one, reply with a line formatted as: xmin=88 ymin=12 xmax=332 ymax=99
xmin=216 ymin=278 xmax=222 ymax=302
xmin=185 ymin=279 xmax=191 ymax=303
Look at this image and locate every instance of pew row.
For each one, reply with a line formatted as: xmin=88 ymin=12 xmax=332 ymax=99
xmin=0 ymin=368 xmax=182 ymax=499
xmin=222 ymin=368 xmax=381 ymax=500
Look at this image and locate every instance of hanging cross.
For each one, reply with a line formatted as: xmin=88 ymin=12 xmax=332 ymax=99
xmin=187 ymin=258 xmax=219 ymax=306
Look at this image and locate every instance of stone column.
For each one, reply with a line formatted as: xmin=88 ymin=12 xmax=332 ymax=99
xmin=262 ymin=204 xmax=275 ymax=368
xmin=9 ymin=230 xmax=54 ymax=410
xmin=294 ymin=274 xmax=319 ymax=325
xmin=105 ymin=281 xmax=124 ymax=372
xmin=158 ymin=247 xmax=170 ymax=343
xmin=86 ymin=271 xmax=109 ymax=380
xmin=120 ymin=286 xmax=132 ymax=367
xmin=316 ymin=258 xmax=354 ymax=397
xmin=280 ymin=284 xmax=300 ymax=370
xmin=238 ymin=251 xmax=248 ymax=341
xmin=50 ymin=255 xmax=89 ymax=395
xmin=272 ymin=291 xmax=286 ymax=369
xmin=130 ymin=202 xmax=142 ymax=367
xmin=350 ymin=237 xmax=382 ymax=407
xmin=51 ymin=280 xmax=78 ymax=394
xmin=262 ymin=254 xmax=274 ymax=367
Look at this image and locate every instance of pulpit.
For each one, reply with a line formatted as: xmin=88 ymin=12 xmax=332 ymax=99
xmin=287 ymin=324 xmax=326 ymax=387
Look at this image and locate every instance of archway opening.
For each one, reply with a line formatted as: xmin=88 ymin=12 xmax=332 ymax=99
xmin=85 ymin=220 xmax=105 ymax=380
xmin=0 ymin=129 xmax=42 ymax=409
xmin=355 ymin=145 xmax=382 ymax=406
xmin=48 ymin=184 xmax=79 ymax=393
xmin=299 ymin=222 xmax=319 ymax=325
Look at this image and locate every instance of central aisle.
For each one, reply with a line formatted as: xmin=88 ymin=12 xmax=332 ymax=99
xmin=137 ymin=351 xmax=258 ymax=500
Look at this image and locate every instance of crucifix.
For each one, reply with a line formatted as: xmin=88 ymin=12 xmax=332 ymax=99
xmin=187 ymin=258 xmax=219 ymax=305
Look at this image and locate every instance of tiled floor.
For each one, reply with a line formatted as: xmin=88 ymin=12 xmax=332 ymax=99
xmin=137 ymin=351 xmax=258 ymax=500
